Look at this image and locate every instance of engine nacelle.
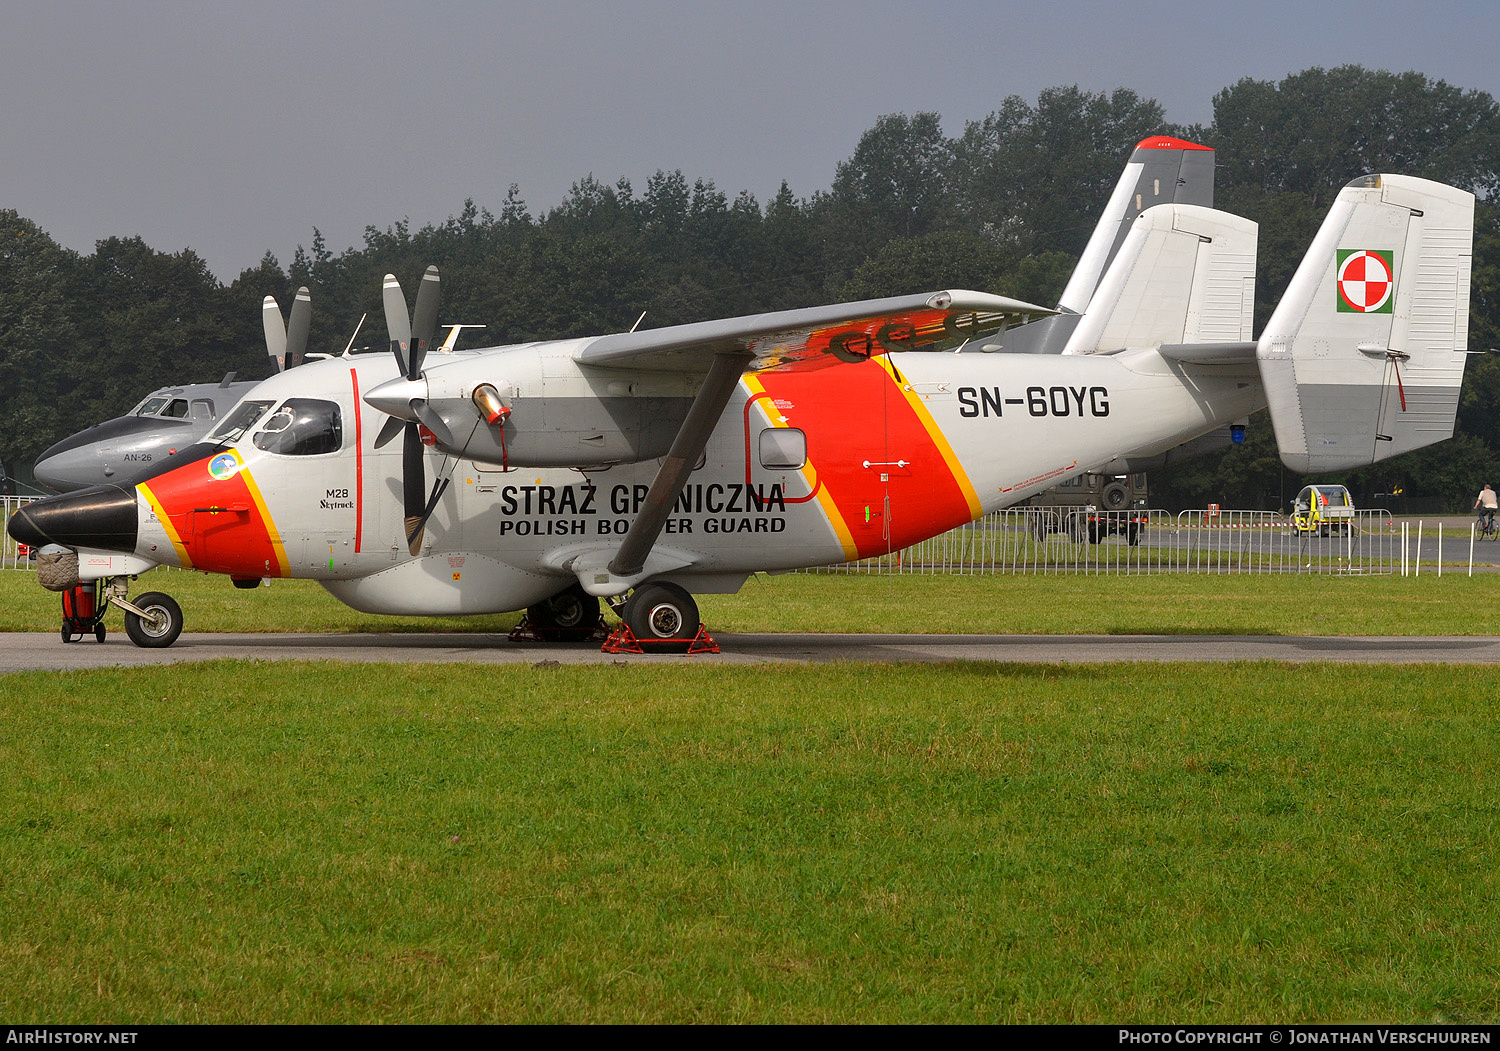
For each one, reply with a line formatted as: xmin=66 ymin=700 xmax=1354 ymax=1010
xmin=367 ymin=342 xmax=698 ymax=468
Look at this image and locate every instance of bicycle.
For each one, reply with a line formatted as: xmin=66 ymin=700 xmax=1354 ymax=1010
xmin=1478 ymin=510 xmax=1498 ymax=539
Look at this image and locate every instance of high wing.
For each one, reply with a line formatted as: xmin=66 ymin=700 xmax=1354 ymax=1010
xmin=573 ymin=290 xmax=1055 ymax=373
xmin=561 ymin=289 xmax=1053 ymax=590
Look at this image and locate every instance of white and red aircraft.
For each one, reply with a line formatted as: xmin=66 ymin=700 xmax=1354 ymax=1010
xmin=8 ymin=174 xmax=1474 ymax=650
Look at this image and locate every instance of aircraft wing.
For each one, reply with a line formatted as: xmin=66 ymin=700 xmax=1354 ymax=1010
xmin=573 ymin=290 xmax=1056 ymax=373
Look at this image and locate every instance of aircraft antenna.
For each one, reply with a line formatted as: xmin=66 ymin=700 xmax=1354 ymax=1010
xmin=630 ymin=311 xmax=647 ymax=333
xmin=342 ymin=313 xmax=368 ymax=357
xmin=438 ymin=324 xmax=486 ymax=353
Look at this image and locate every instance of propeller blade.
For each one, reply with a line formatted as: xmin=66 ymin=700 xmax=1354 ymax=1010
xmin=262 ymin=296 xmax=286 ymax=372
xmin=402 ymin=422 xmax=426 ymax=552
xmin=406 ymin=477 xmax=451 ymax=556
xmin=284 ymin=286 xmax=312 ymax=370
xmin=383 ymin=273 xmax=411 ymax=375
xmin=373 ymin=414 xmax=405 ymax=449
xmin=411 ymin=398 xmax=455 ymax=449
xmin=409 ymin=265 xmax=440 ymax=379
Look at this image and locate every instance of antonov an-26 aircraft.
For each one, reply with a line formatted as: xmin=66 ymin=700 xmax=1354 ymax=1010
xmin=8 ymin=174 xmax=1475 ymax=650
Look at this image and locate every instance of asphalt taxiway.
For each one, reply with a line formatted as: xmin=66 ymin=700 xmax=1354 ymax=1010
xmin=5 ymin=630 xmax=1500 ymax=672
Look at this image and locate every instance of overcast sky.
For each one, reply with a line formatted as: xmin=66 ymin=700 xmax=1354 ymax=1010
xmin=3 ymin=0 xmax=1497 ymax=281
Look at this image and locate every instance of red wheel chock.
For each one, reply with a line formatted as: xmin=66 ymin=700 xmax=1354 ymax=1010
xmin=601 ymin=623 xmax=720 ymax=655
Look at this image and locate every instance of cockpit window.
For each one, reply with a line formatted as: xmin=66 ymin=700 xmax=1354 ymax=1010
xmin=137 ymin=397 xmax=169 ymax=417
xmin=162 ymin=399 xmax=189 ymax=419
xmin=252 ymin=399 xmax=343 ymax=456
xmin=207 ymin=400 xmax=274 ymax=444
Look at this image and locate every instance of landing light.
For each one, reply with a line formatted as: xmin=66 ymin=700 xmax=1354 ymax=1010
xmin=473 ymin=384 xmax=510 ymax=426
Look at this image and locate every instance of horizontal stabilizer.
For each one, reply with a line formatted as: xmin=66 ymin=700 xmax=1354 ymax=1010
xmin=1157 ymin=342 xmax=1258 ymax=365
xmin=1062 ymin=204 xmax=1257 ymax=355
xmin=1256 ymin=174 xmax=1474 ymax=472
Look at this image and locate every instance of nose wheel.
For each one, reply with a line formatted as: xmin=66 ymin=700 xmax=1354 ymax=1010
xmin=121 ymin=592 xmax=184 ymax=648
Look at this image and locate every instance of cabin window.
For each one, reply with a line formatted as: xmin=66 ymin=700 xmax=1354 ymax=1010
xmin=190 ymin=399 xmax=215 ymax=421
xmin=253 ymin=399 xmax=343 ymax=456
xmin=207 ymin=400 xmax=274 ymax=444
xmin=759 ymin=428 xmax=806 ymax=470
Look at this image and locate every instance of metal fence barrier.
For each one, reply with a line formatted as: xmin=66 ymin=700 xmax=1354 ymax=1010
xmin=803 ymin=507 xmax=1410 ymax=575
xmin=0 ymin=497 xmax=1463 ymax=578
xmin=1 ymin=496 xmax=36 ymax=571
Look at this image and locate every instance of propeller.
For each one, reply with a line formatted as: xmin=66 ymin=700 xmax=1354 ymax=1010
xmin=374 ymin=266 xmax=448 ymax=555
xmin=262 ymin=286 xmax=312 ymax=372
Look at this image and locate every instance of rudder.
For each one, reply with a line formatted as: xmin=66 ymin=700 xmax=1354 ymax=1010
xmin=1061 ymin=203 xmax=1257 ymax=354
xmin=1257 ymin=174 xmax=1474 ymax=472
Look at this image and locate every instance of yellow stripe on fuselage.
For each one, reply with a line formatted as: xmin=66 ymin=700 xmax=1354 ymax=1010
xmin=871 ymin=356 xmax=983 ymax=519
xmin=237 ymin=465 xmax=290 ymax=577
xmin=137 ymin=481 xmax=192 ymax=569
xmin=742 ymin=374 xmax=858 ymax=561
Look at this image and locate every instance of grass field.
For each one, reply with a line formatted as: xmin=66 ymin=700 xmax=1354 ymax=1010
xmin=2 ymin=568 xmax=1499 ymax=636
xmin=5 ymin=568 xmax=1499 ymax=1022
xmin=2 ymin=659 xmax=1497 ymax=1023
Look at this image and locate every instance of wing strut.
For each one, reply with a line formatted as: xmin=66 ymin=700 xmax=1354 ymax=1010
xmin=608 ymin=349 xmax=754 ymax=579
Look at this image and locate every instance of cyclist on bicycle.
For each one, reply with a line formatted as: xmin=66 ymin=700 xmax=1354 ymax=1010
xmin=1476 ymin=484 xmax=1498 ymax=535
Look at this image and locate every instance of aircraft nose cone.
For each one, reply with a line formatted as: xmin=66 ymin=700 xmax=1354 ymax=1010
xmin=6 ymin=484 xmax=139 ymax=553
xmin=33 ymin=447 xmax=105 ymax=494
xmin=363 ymin=375 xmax=427 ymax=420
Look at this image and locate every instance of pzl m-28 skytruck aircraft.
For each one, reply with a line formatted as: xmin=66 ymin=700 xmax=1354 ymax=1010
xmin=8 ymin=174 xmax=1474 ymax=650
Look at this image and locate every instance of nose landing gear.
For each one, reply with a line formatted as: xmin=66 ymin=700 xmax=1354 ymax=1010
xmin=119 ymin=592 xmax=184 ymax=648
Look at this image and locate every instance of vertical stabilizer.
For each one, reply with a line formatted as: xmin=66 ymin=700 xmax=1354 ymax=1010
xmin=1004 ymin=136 xmax=1216 ymax=354
xmin=1256 ymin=174 xmax=1474 ymax=472
xmin=1057 ymin=136 xmax=1216 ymax=313
xmin=1061 ymin=204 xmax=1257 ymax=354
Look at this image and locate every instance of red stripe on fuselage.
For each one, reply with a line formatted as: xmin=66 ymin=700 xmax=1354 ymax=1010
xmin=350 ymin=367 xmax=363 ymax=554
xmin=141 ymin=451 xmax=285 ymax=577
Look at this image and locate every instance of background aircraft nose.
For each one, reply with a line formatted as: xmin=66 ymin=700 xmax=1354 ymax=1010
xmin=32 ymin=415 xmax=190 ymax=493
xmin=32 ymin=445 xmax=108 ymax=493
xmin=6 ymin=484 xmax=139 ymax=553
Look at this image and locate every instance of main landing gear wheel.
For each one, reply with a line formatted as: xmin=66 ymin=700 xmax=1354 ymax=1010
xmin=527 ymin=584 xmax=602 ymax=642
xmin=623 ymin=582 xmax=700 ymax=653
xmin=123 ymin=592 xmax=183 ymax=649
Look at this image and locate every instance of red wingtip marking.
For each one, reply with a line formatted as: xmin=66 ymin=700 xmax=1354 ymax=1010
xmin=1134 ymin=136 xmax=1213 ymax=152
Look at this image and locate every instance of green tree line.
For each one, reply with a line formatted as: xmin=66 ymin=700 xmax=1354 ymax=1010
xmin=3 ymin=65 xmax=1498 ymax=511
